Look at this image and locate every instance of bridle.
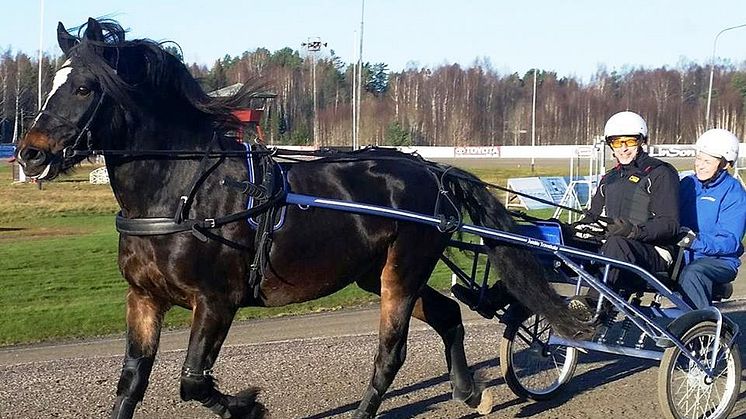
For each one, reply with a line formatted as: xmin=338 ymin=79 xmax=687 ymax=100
xmin=37 ymin=87 xmax=108 ymax=160
xmin=35 ymin=47 xmax=123 ymax=160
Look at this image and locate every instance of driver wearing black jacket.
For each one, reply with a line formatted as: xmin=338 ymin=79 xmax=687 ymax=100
xmin=571 ymin=111 xmax=679 ymax=319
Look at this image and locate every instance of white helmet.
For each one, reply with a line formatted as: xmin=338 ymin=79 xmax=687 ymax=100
xmin=604 ymin=111 xmax=648 ymax=141
xmin=696 ymin=128 xmax=740 ymax=162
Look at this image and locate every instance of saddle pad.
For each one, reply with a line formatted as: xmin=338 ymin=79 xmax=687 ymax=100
xmin=244 ymin=142 xmax=287 ymax=231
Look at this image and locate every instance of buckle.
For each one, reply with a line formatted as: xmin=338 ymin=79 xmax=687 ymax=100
xmin=204 ymin=218 xmax=216 ymax=228
xmin=62 ymin=147 xmax=75 ymax=159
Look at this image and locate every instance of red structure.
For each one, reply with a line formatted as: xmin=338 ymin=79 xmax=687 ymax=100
xmin=232 ymin=108 xmax=267 ymax=142
xmin=209 ymin=84 xmax=276 ymax=143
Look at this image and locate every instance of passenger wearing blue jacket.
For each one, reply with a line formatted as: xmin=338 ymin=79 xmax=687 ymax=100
xmin=678 ymin=128 xmax=746 ymax=309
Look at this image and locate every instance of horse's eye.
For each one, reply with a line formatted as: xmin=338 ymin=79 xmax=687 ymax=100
xmin=76 ymin=86 xmax=92 ymax=96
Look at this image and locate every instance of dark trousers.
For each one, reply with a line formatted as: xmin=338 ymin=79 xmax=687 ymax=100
xmin=590 ymin=236 xmax=670 ymax=298
xmin=677 ymin=258 xmax=736 ymax=309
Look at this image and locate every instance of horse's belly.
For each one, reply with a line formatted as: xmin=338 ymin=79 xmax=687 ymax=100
xmin=258 ymin=272 xmax=353 ymax=307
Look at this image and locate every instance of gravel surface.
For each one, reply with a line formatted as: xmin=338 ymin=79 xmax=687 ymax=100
xmin=1 ymin=303 xmax=746 ymax=419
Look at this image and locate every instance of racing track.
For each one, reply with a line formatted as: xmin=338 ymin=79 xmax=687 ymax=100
xmin=1 ymin=300 xmax=746 ymax=418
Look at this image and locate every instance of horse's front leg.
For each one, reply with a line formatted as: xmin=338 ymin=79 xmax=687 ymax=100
xmin=111 ymin=288 xmax=168 ymax=419
xmin=179 ymin=298 xmax=266 ymax=419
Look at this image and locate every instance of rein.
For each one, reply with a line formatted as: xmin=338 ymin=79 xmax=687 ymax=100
xmin=75 ymin=146 xmax=592 ymax=221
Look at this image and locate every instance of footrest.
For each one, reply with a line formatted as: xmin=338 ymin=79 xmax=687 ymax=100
xmin=451 ymin=284 xmax=496 ymax=319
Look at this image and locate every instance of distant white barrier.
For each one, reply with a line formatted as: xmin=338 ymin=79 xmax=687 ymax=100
xmin=275 ymin=143 xmax=746 ymax=159
xmin=391 ymin=144 xmax=741 ymax=160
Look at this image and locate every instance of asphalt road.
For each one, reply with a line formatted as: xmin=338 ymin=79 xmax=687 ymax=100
xmin=2 ymin=295 xmax=746 ymax=419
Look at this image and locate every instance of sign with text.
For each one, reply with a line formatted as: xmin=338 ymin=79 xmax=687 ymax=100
xmin=648 ymin=145 xmax=697 ymax=158
xmin=454 ymin=146 xmax=501 ymax=157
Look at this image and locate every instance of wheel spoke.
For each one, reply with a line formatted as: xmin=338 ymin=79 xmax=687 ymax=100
xmin=665 ymin=324 xmax=739 ymax=419
xmin=505 ymin=314 xmax=576 ymax=397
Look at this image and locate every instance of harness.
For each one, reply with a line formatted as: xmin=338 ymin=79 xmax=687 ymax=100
xmin=72 ymin=144 xmax=594 ymax=299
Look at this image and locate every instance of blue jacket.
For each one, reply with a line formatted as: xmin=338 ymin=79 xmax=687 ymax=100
xmin=679 ymin=171 xmax=746 ymax=271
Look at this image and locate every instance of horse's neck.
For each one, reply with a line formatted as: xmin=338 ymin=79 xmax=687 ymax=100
xmin=105 ymin=127 xmax=244 ymax=219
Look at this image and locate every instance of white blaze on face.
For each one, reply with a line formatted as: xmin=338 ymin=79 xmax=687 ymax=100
xmin=33 ymin=59 xmax=73 ymax=124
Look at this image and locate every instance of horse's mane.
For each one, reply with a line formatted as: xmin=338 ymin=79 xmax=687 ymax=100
xmin=65 ymin=19 xmax=256 ymax=127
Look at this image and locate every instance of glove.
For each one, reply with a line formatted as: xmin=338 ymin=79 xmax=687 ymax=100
xmin=677 ymin=229 xmax=697 ymax=249
xmin=572 ymin=221 xmax=605 ymax=240
xmin=605 ymin=218 xmax=639 ymax=239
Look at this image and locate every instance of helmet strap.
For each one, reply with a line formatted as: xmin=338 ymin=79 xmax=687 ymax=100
xmin=700 ymin=166 xmax=727 ymax=186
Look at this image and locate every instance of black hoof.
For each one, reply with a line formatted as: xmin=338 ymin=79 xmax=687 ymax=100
xmin=224 ymin=387 xmax=267 ymax=419
xmin=459 ymin=380 xmax=485 ymax=409
xmin=454 ymin=380 xmax=493 ymax=415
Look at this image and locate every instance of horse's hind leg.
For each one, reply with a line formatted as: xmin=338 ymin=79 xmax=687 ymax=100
xmin=179 ymin=299 xmax=266 ymax=419
xmin=412 ymin=286 xmax=491 ymax=413
xmin=111 ymin=288 xmax=168 ymax=419
xmin=353 ymin=248 xmax=421 ymax=419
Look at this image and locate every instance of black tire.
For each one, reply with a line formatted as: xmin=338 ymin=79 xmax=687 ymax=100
xmin=657 ymin=321 xmax=742 ymax=419
xmin=500 ymin=309 xmax=578 ymax=400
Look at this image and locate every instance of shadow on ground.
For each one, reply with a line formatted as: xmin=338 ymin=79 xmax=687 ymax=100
xmin=308 ymin=305 xmax=746 ymax=418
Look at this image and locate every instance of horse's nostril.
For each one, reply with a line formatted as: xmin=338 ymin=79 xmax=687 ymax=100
xmin=19 ymin=147 xmax=48 ymax=166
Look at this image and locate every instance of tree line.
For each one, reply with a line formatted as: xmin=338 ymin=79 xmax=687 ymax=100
xmin=1 ymin=45 xmax=745 ymax=147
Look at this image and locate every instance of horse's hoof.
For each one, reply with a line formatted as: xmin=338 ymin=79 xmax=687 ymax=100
xmin=475 ymin=387 xmax=493 ymax=415
xmin=226 ymin=387 xmax=267 ymax=419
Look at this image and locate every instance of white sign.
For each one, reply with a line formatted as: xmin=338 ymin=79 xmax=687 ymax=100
xmin=647 ymin=145 xmax=697 ymax=158
xmin=454 ymin=146 xmax=501 ymax=157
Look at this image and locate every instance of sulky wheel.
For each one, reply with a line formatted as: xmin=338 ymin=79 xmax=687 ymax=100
xmin=499 ymin=308 xmax=578 ymax=400
xmin=657 ymin=321 xmax=741 ymax=419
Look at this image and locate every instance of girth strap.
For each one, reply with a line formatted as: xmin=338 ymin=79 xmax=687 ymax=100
xmin=116 ymin=215 xmax=194 ymax=235
xmin=115 ymin=193 xmax=285 ymax=237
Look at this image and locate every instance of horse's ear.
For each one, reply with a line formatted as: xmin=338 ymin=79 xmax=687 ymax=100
xmin=83 ymin=17 xmax=105 ymax=42
xmin=57 ymin=22 xmax=78 ymax=55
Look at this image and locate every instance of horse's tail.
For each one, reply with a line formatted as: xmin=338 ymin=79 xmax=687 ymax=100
xmin=448 ymin=168 xmax=589 ymax=338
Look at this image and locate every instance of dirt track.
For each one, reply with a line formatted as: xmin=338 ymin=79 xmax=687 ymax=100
xmin=2 ymin=300 xmax=746 ymax=419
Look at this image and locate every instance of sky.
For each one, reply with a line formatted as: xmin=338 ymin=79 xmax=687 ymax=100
xmin=1 ymin=0 xmax=745 ymax=82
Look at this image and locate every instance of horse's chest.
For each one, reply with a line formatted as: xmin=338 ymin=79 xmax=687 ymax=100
xmin=118 ymin=237 xmax=196 ymax=303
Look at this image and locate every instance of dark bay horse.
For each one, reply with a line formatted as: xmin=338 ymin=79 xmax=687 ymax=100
xmin=16 ymin=18 xmax=586 ymax=419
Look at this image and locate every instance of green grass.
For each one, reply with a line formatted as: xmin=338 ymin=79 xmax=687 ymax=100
xmin=0 ymin=213 xmax=477 ymax=345
xmin=0 ymin=161 xmax=563 ymax=346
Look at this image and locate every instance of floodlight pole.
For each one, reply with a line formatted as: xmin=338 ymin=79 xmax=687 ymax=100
xmin=37 ymin=0 xmax=44 ymax=111
xmin=302 ymin=38 xmax=326 ymax=149
xmin=531 ymin=68 xmax=537 ymax=173
xmin=355 ymin=0 xmax=365 ymax=150
xmin=352 ymin=31 xmax=357 ymax=150
xmin=705 ymin=23 xmax=746 ymax=129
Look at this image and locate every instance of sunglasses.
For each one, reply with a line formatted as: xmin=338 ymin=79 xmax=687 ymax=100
xmin=608 ymin=136 xmax=640 ymax=149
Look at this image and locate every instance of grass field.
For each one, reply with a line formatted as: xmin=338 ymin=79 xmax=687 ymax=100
xmin=0 ymin=160 xmax=566 ymax=346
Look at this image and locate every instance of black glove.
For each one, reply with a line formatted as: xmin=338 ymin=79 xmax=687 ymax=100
xmin=605 ymin=218 xmax=639 ymax=239
xmin=677 ymin=229 xmax=697 ymax=249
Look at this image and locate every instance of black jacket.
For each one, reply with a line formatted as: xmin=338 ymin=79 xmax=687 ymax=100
xmin=584 ymin=151 xmax=680 ymax=245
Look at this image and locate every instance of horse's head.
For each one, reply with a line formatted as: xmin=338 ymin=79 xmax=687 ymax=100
xmin=17 ymin=17 xmax=258 ymax=180
xmin=15 ymin=18 xmax=125 ymax=179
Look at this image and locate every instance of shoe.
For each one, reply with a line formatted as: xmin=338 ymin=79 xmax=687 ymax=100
xmin=451 ymin=284 xmax=505 ymax=319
